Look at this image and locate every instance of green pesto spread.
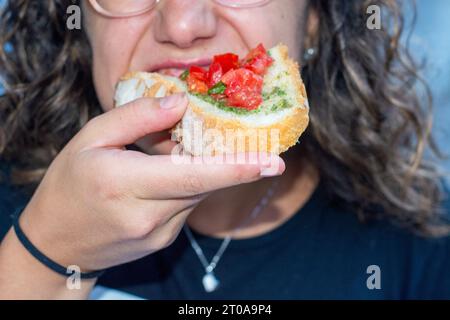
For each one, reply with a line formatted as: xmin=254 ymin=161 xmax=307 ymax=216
xmin=193 ymin=86 xmax=291 ymax=115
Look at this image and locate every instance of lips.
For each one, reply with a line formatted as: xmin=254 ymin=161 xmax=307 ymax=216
xmin=157 ymin=68 xmax=190 ymax=77
xmin=149 ymin=58 xmax=212 ymax=78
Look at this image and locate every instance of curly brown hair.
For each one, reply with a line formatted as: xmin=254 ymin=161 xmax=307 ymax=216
xmin=0 ymin=0 xmax=448 ymax=236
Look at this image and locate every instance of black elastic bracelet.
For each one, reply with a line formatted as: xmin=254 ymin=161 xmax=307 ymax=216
xmin=12 ymin=208 xmax=105 ymax=279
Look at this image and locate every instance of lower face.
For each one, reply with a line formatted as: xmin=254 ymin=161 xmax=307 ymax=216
xmin=82 ymin=0 xmax=307 ymax=154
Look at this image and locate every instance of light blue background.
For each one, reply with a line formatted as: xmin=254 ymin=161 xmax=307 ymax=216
xmin=410 ymin=0 xmax=450 ymax=174
xmin=1 ymin=0 xmax=449 ymax=172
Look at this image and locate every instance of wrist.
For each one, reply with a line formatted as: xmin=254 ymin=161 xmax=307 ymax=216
xmin=0 ymin=228 xmax=96 ymax=299
xmin=12 ymin=207 xmax=105 ymax=279
xmin=18 ymin=199 xmax=97 ymax=273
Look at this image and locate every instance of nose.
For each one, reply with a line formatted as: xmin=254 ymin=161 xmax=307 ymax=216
xmin=153 ymin=0 xmax=218 ymax=48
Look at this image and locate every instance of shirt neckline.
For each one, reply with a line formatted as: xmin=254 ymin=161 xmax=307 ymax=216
xmin=183 ymin=180 xmax=329 ymax=250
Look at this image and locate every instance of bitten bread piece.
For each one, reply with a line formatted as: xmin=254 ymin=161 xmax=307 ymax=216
xmin=115 ymin=44 xmax=309 ymax=155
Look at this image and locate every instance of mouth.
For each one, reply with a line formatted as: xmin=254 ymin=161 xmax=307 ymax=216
xmin=149 ymin=58 xmax=212 ymax=77
xmin=157 ymin=68 xmax=191 ymax=77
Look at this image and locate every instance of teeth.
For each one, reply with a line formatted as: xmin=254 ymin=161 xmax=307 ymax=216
xmin=158 ymin=68 xmax=185 ymax=77
xmin=157 ymin=66 xmax=210 ymax=77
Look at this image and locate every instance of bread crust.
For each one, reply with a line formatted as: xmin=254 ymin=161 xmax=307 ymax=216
xmin=116 ymin=44 xmax=309 ymax=155
xmin=172 ymin=103 xmax=308 ymax=155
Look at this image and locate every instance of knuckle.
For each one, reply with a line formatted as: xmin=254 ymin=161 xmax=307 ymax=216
xmin=82 ymin=116 xmax=100 ymax=134
xmin=76 ymin=117 xmax=103 ymax=147
xmin=124 ymin=218 xmax=157 ymax=240
xmin=125 ymin=98 xmax=155 ymax=121
xmin=124 ymin=209 xmax=165 ymax=241
xmin=158 ymin=212 xmax=191 ymax=249
xmin=121 ymin=98 xmax=158 ymax=132
xmin=85 ymin=159 xmax=124 ymax=203
xmin=232 ymin=165 xmax=252 ymax=184
xmin=157 ymin=212 xmax=190 ymax=249
xmin=162 ymin=235 xmax=177 ymax=249
xmin=155 ymin=230 xmax=177 ymax=250
xmin=125 ymin=99 xmax=144 ymax=118
xmin=181 ymin=174 xmax=205 ymax=195
xmin=97 ymin=183 xmax=123 ymax=203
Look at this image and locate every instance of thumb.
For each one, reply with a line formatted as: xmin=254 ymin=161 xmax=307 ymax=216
xmin=82 ymin=93 xmax=188 ymax=148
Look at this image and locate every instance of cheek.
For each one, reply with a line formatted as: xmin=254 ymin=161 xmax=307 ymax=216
xmin=226 ymin=2 xmax=304 ymax=60
xmin=267 ymin=8 xmax=303 ymax=59
xmin=90 ymin=20 xmax=146 ymax=112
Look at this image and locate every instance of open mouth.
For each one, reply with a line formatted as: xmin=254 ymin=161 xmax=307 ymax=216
xmin=150 ymin=58 xmax=213 ymax=78
xmin=157 ymin=68 xmax=188 ymax=78
xmin=157 ymin=67 xmax=210 ymax=78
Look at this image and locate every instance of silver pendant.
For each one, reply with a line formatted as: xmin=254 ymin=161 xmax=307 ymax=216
xmin=202 ymin=272 xmax=219 ymax=292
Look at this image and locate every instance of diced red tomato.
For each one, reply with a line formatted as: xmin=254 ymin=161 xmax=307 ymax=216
xmin=243 ymin=44 xmax=267 ymax=62
xmin=221 ymin=68 xmax=264 ymax=110
xmin=207 ymin=53 xmax=240 ymax=87
xmin=186 ymin=76 xmax=208 ymax=94
xmin=189 ymin=66 xmax=208 ymax=82
xmin=181 ymin=44 xmax=272 ymax=110
xmin=221 ymin=69 xmax=263 ymax=92
xmin=213 ymin=53 xmax=239 ymax=74
xmin=226 ymin=89 xmax=263 ymax=110
xmin=207 ymin=62 xmax=223 ymax=87
xmin=186 ymin=66 xmax=209 ymax=94
xmin=241 ymin=43 xmax=274 ymax=75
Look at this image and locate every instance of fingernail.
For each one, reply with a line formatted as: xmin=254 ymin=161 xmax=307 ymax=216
xmin=259 ymin=155 xmax=285 ymax=177
xmin=260 ymin=166 xmax=282 ymax=177
xmin=160 ymin=93 xmax=187 ymax=109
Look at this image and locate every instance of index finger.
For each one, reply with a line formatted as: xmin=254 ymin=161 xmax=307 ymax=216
xmin=119 ymin=151 xmax=285 ymax=199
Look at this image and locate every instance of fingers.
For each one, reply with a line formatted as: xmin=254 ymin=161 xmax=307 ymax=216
xmin=119 ymin=151 xmax=285 ymax=199
xmin=81 ymin=93 xmax=188 ymax=148
xmin=132 ymin=190 xmax=208 ymax=223
xmin=142 ymin=206 xmax=193 ymax=250
xmin=134 ymin=196 xmax=205 ymax=236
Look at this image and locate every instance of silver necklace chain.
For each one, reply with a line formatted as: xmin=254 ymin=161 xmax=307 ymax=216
xmin=183 ymin=179 xmax=279 ymax=292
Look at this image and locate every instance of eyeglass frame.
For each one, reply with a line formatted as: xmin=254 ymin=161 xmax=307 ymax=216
xmin=88 ymin=0 xmax=272 ymax=18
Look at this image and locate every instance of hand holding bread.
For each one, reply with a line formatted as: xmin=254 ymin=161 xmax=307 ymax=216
xmin=12 ymin=94 xmax=283 ymax=277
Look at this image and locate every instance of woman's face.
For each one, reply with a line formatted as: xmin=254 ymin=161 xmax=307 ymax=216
xmin=83 ymin=0 xmax=308 ymax=153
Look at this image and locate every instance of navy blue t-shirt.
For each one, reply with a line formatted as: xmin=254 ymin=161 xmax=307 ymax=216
xmin=1 ymin=161 xmax=449 ymax=299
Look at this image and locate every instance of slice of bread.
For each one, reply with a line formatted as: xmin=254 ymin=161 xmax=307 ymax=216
xmin=115 ymin=44 xmax=309 ymax=155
